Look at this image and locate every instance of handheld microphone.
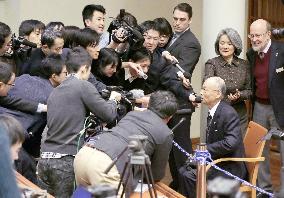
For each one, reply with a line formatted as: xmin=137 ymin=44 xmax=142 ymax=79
xmin=21 ymin=39 xmax=37 ymax=48
xmin=171 ymin=117 xmax=186 ymax=133
xmin=176 ymin=109 xmax=192 ymax=115
xmin=137 ymin=70 xmax=148 ymax=80
xmin=175 ymin=63 xmax=191 ymax=79
xmin=189 ymin=93 xmax=202 ymax=103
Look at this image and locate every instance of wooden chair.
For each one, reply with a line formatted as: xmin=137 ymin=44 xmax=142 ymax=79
xmin=206 ymin=121 xmax=268 ymax=198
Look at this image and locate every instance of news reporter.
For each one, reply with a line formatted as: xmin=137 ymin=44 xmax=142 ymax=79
xmin=74 ymin=90 xmax=177 ymax=196
xmin=38 ymin=47 xmax=120 ymax=197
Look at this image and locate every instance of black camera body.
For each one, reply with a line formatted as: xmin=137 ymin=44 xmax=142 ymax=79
xmin=272 ymin=28 xmax=284 ymax=39
xmin=86 ymin=86 xmax=135 ymax=135
xmin=107 ymin=9 xmax=144 ymax=49
xmin=4 ymin=33 xmax=37 ymax=60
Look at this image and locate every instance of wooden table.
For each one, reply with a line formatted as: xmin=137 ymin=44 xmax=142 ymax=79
xmin=16 ymin=172 xmax=54 ymax=198
xmin=130 ymin=182 xmax=185 ymax=198
xmin=16 ymin=172 xmax=184 ymax=198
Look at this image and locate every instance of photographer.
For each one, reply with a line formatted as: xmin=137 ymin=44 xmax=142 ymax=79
xmin=0 ymin=22 xmax=12 ymax=57
xmin=76 ymin=27 xmax=107 ymax=92
xmin=74 ymin=91 xmax=177 ymax=196
xmin=20 ymin=28 xmax=64 ymax=76
xmin=107 ymin=11 xmax=141 ymax=53
xmin=19 ymin=19 xmax=45 ymax=48
xmin=14 ymin=19 xmax=45 ymax=75
xmin=38 ymin=47 xmax=120 ymax=197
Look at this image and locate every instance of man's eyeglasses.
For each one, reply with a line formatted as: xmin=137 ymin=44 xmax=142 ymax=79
xmin=247 ymin=32 xmax=267 ymax=40
xmin=201 ymin=87 xmax=219 ymax=92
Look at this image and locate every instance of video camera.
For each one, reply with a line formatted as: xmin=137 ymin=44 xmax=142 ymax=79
xmin=101 ymin=86 xmax=134 ymax=106
xmin=101 ymin=86 xmax=134 ymax=127
xmin=4 ymin=33 xmax=37 ymax=58
xmin=107 ymin=9 xmax=144 ymax=49
xmin=272 ymin=28 xmax=284 ymax=39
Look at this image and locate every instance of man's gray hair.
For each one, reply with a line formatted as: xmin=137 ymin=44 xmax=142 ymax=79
xmin=209 ymin=76 xmax=226 ymax=98
xmin=215 ymin=28 xmax=242 ymax=56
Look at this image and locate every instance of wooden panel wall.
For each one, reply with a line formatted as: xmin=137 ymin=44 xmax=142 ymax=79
xmin=248 ymin=0 xmax=284 ymax=42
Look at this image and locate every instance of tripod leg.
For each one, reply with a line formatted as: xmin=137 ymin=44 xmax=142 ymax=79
xmin=146 ymin=163 xmax=158 ymax=198
xmin=140 ymin=165 xmax=144 ymax=198
xmin=143 ymin=165 xmax=155 ymax=198
xmin=117 ymin=161 xmax=129 ymax=197
xmin=120 ymin=163 xmax=132 ymax=198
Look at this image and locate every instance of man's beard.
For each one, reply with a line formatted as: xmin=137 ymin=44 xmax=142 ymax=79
xmin=252 ymin=44 xmax=262 ymax=52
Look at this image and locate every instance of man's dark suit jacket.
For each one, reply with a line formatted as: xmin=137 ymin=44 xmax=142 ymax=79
xmin=166 ymin=28 xmax=201 ymax=79
xmin=247 ymin=41 xmax=284 ymax=129
xmin=207 ymin=101 xmax=247 ymax=179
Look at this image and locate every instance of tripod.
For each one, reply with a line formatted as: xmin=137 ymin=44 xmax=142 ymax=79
xmin=104 ymin=135 xmax=158 ymax=198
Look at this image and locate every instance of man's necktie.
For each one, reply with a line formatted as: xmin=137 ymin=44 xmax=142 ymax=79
xmin=259 ymin=52 xmax=265 ymax=60
xmin=168 ymin=33 xmax=178 ymax=47
xmin=206 ymin=112 xmax=212 ymax=142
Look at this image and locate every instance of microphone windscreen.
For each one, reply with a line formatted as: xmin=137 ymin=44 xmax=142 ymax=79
xmin=21 ymin=39 xmax=37 ymax=48
xmin=129 ymin=89 xmax=144 ymax=99
xmin=195 ymin=96 xmax=202 ymax=103
xmin=183 ymin=72 xmax=191 ymax=79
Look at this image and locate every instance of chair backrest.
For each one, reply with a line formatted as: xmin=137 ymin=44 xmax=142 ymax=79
xmin=243 ymin=121 xmax=268 ymax=181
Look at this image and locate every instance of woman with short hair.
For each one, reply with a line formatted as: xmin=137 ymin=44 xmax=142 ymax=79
xmin=204 ymin=28 xmax=252 ymax=136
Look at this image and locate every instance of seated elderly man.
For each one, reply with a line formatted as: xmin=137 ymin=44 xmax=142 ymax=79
xmin=178 ymin=77 xmax=247 ymax=198
xmin=74 ymin=90 xmax=178 ymax=196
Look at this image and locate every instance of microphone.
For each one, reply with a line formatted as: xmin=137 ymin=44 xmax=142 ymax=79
xmin=175 ymin=63 xmax=191 ymax=79
xmin=21 ymin=39 xmax=37 ymax=48
xmin=171 ymin=117 xmax=186 ymax=133
xmin=137 ymin=70 xmax=148 ymax=79
xmin=189 ymin=93 xmax=202 ymax=103
xmin=176 ymin=109 xmax=192 ymax=115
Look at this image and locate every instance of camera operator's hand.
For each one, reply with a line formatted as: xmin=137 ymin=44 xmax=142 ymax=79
xmin=109 ymin=91 xmax=122 ymax=104
xmin=162 ymin=51 xmax=179 ymax=64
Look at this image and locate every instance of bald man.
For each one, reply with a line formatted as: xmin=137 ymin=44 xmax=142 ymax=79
xmin=178 ymin=77 xmax=247 ymax=198
xmin=247 ymin=19 xmax=284 ymax=197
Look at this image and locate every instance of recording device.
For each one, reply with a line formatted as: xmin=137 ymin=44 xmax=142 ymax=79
xmin=272 ymin=28 xmax=284 ymax=39
xmin=4 ymin=33 xmax=37 ymax=58
xmin=175 ymin=63 xmax=191 ymax=79
xmin=207 ymin=177 xmax=246 ymax=198
xmin=107 ymin=9 xmax=145 ymax=49
xmin=101 ymin=86 xmax=134 ymax=105
xmin=100 ymin=86 xmax=134 ymax=128
xmin=189 ymin=93 xmax=202 ymax=103
xmin=87 ymin=185 xmax=117 ymax=198
xmin=137 ymin=69 xmax=148 ymax=80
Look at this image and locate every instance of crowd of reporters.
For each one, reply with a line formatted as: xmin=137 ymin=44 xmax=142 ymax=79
xmin=0 ymin=2 xmax=200 ymax=197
